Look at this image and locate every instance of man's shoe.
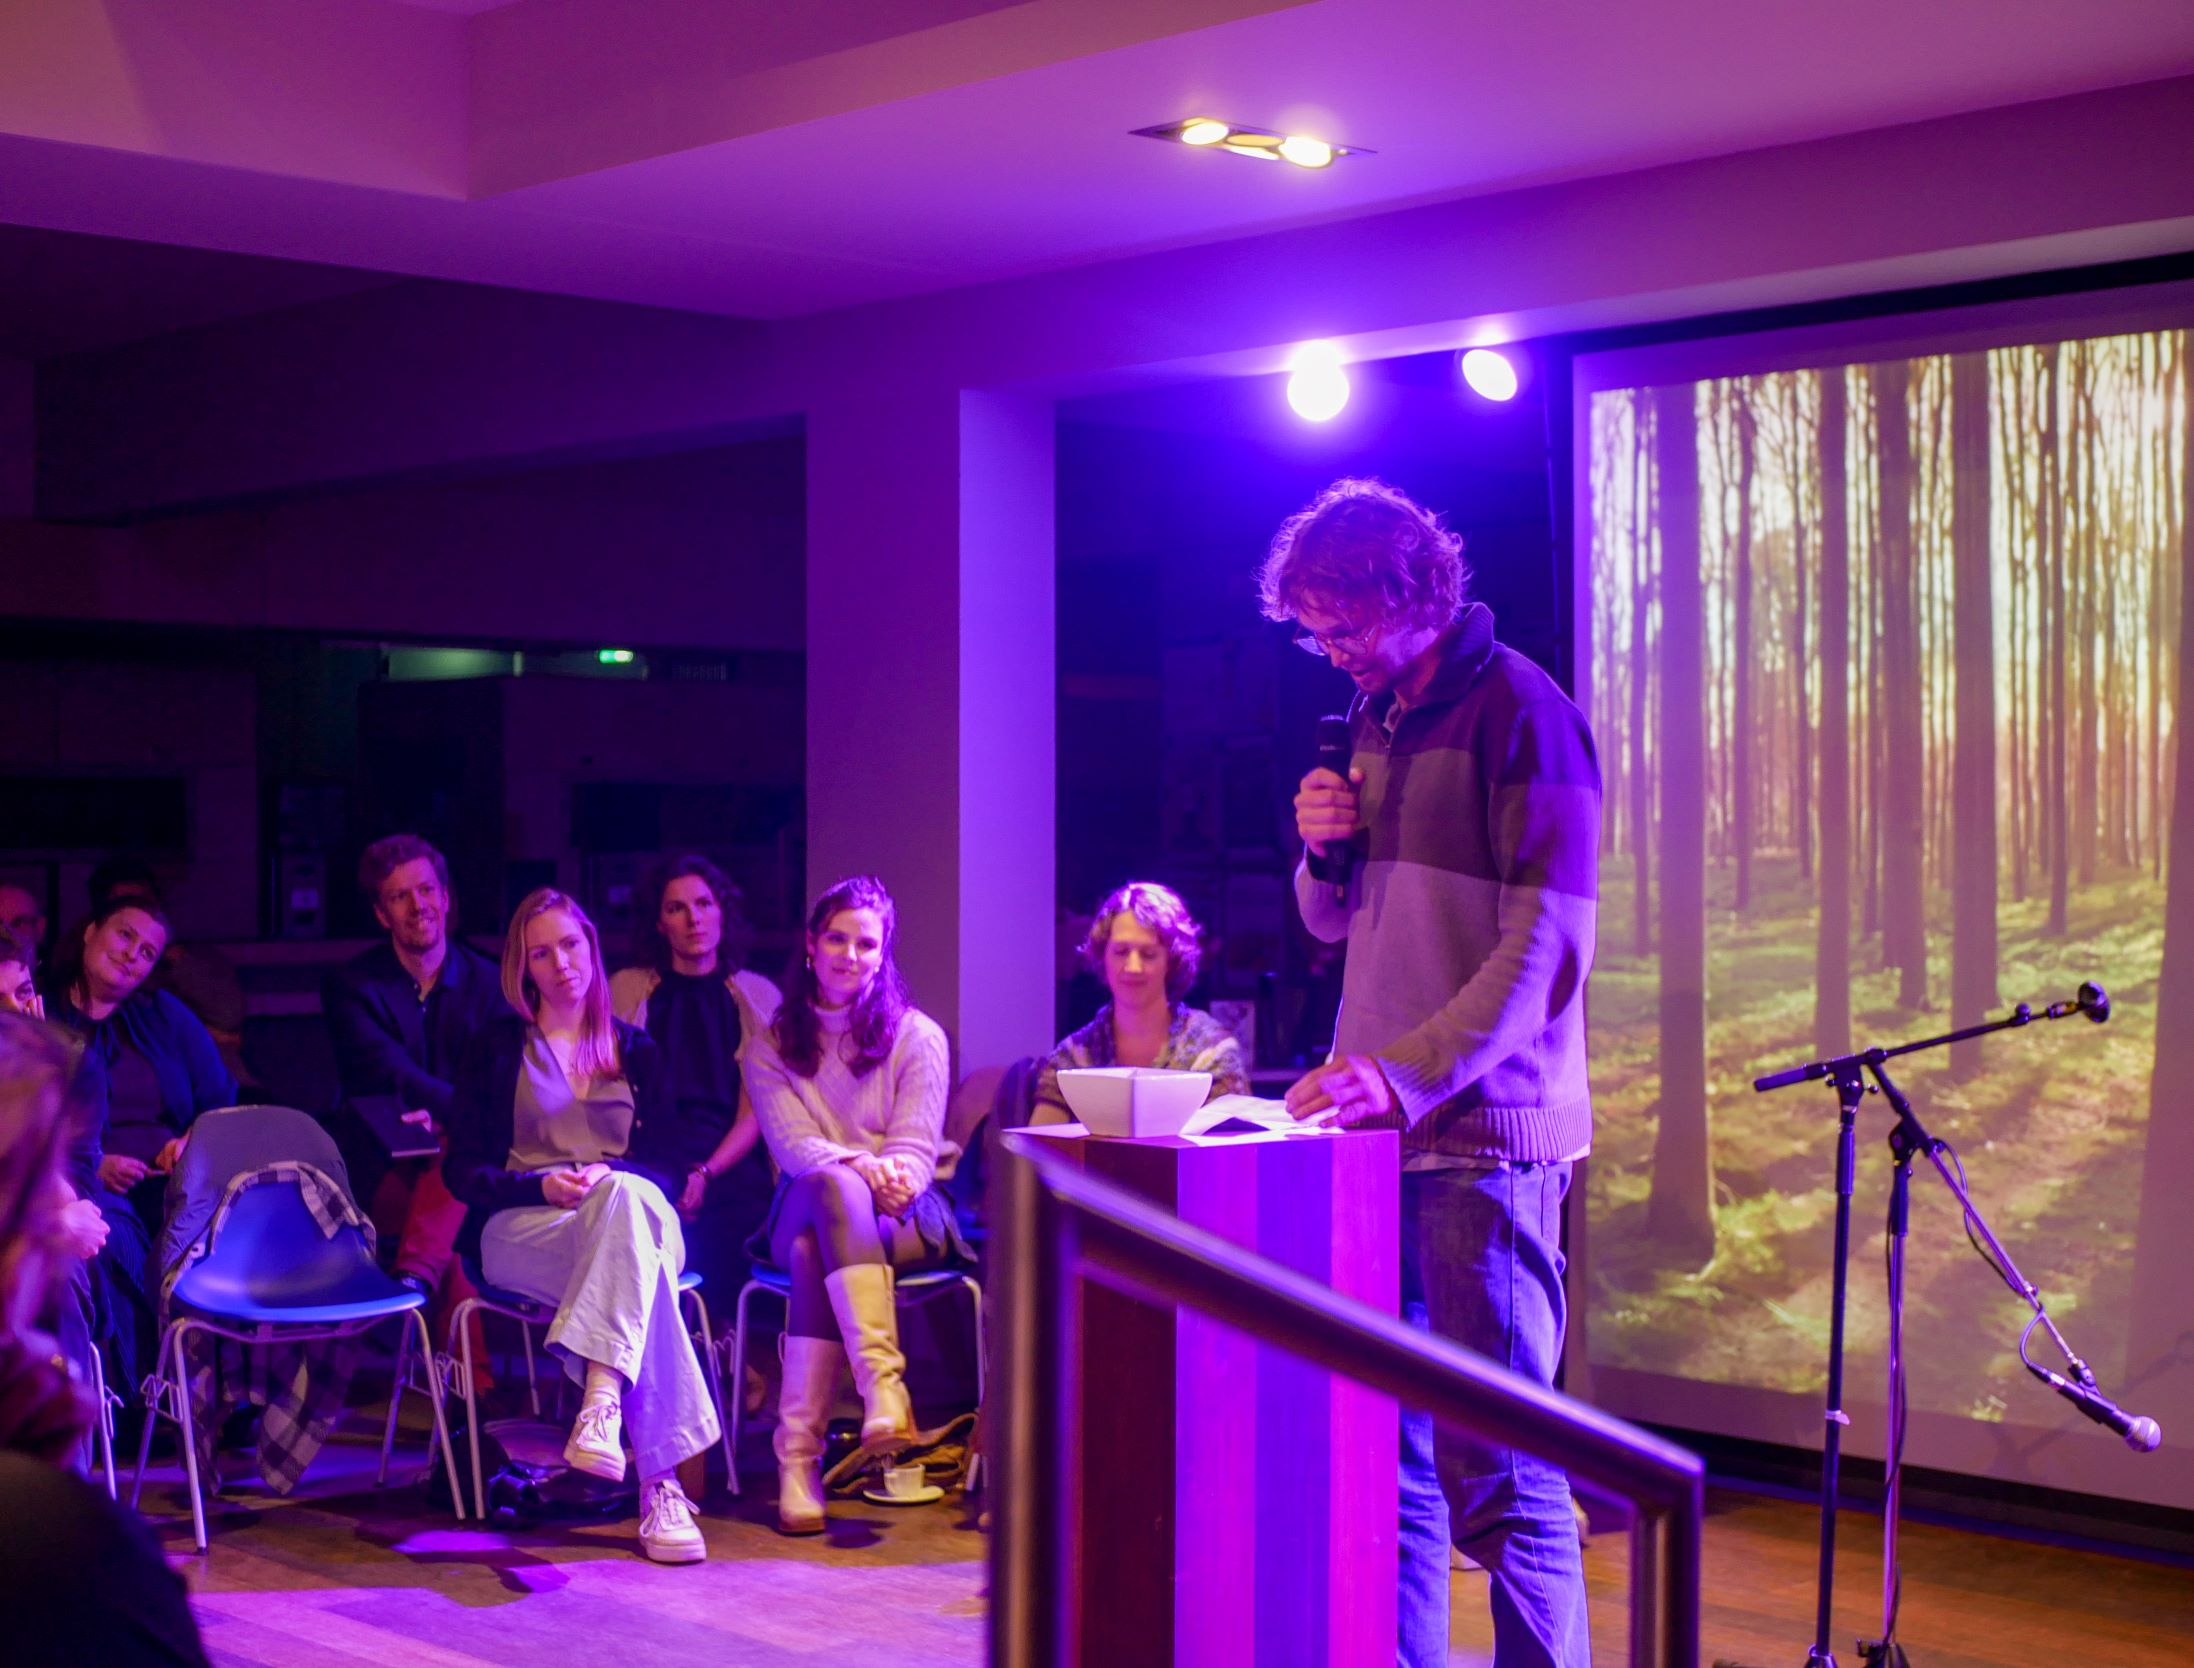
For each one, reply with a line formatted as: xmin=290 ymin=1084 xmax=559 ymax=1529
xmin=563 ymin=1400 xmax=627 ymax=1482
xmin=638 ymin=1475 xmax=707 ymax=1564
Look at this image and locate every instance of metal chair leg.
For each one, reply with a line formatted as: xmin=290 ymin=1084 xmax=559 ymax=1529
xmin=130 ymin=1353 xmax=161 ymax=1510
xmin=681 ymin=1286 xmax=735 ymax=1494
xmin=453 ymin=1296 xmax=485 ymax=1522
xmin=91 ymin=1348 xmax=117 ymax=1500
xmin=519 ymin=1317 xmax=541 ymax=1417
xmin=726 ymin=1278 xmax=768 ymax=1497
xmin=171 ymin=1322 xmax=209 ymax=1554
xmin=411 ymin=1308 xmax=464 ymax=1513
xmin=378 ymin=1314 xmax=409 ymax=1487
xmin=964 ymin=1275 xmax=987 ymax=1493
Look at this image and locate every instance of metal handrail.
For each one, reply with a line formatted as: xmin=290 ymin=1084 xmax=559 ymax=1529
xmin=988 ymin=1134 xmax=1704 ymax=1667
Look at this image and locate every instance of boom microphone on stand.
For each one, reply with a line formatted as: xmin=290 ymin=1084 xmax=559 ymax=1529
xmin=2028 ymin=1364 xmax=2162 ymax=1452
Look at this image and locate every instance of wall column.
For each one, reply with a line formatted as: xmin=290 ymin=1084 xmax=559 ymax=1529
xmin=806 ymin=386 xmax=1056 ymax=1069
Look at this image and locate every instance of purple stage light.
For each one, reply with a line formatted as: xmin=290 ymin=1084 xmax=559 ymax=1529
xmin=1460 ymin=347 xmax=1519 ymax=402
xmin=1286 ymin=343 xmax=1350 ymax=421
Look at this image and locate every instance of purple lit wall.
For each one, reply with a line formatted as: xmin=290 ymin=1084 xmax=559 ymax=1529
xmin=4 ymin=74 xmax=2190 ymax=1060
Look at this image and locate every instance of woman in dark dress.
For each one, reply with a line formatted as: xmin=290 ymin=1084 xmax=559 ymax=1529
xmin=608 ymin=856 xmax=780 ymax=1307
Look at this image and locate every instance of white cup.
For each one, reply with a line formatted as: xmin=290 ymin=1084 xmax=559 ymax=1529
xmin=880 ymin=1461 xmax=928 ymax=1501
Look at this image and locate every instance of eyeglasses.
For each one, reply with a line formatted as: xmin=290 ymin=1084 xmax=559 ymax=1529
xmin=1291 ymin=619 xmax=1378 ymax=658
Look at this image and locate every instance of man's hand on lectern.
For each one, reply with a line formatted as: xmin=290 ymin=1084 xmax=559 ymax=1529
xmin=1283 ymin=1054 xmax=1397 ymax=1126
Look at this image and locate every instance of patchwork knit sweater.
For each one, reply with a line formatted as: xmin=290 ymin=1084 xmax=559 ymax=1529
xmin=1296 ymin=602 xmax=1601 ymax=1163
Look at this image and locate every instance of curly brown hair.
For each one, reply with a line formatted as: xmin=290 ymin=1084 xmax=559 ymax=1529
xmin=1258 ymin=477 xmax=1469 ymax=632
xmin=1079 ymin=881 xmax=1204 ymax=1002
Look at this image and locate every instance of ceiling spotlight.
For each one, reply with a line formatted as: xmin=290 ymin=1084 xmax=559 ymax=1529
xmin=1287 ymin=342 xmax=1351 ymax=422
xmin=1460 ymin=348 xmax=1520 ymax=402
xmin=1134 ymin=118 xmax=1365 ymax=168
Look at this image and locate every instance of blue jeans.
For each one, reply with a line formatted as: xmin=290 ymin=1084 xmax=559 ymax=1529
xmin=1398 ymin=1162 xmax=1589 ymax=1668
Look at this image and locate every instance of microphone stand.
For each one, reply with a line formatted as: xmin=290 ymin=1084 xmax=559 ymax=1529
xmin=1753 ymin=986 xmax=2111 ymax=1668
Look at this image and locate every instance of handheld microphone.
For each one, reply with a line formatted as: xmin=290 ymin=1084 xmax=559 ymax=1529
xmin=2031 ymin=1365 xmax=2162 ymax=1452
xmin=1314 ymin=715 xmax=1354 ymax=905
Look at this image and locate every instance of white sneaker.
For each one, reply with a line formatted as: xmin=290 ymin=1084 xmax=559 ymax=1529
xmin=564 ymin=1399 xmax=627 ymax=1482
xmin=639 ymin=1475 xmax=706 ymax=1564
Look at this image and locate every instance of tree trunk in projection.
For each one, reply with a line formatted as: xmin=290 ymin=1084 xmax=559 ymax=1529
xmin=1630 ymin=393 xmax=1653 ymax=958
xmin=1790 ymin=377 xmax=1813 ymax=886
xmin=1874 ymin=360 xmax=1929 ymax=1008
xmin=2129 ymin=332 xmax=2194 ymax=1399
xmin=2045 ymin=344 xmax=2071 ymax=936
xmin=1949 ymin=353 xmax=1999 ymax=1077
xmin=2074 ymin=348 xmax=2101 ymax=888
xmin=1815 ymin=368 xmax=1853 ymax=1055
xmin=1650 ymin=383 xmax=1715 ymax=1259
xmin=1733 ymin=387 xmax=1757 ymax=911
xmin=2005 ymin=352 xmax=2030 ymax=902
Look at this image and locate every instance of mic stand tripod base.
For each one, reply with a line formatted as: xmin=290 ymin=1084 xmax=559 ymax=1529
xmin=1858 ymin=1640 xmax=1911 ymax=1668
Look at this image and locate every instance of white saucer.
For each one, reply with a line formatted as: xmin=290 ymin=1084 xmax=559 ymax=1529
xmin=860 ymin=1482 xmax=946 ymax=1507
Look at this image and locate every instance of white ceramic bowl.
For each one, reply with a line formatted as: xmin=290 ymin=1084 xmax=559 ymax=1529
xmin=1055 ymin=1066 xmax=1213 ymax=1138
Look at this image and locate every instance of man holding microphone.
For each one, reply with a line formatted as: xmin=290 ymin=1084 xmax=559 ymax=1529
xmin=1264 ymin=478 xmax=1602 ymax=1668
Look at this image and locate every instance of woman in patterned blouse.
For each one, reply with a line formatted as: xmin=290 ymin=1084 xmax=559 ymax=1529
xmin=1031 ymin=881 xmax=1249 ymax=1122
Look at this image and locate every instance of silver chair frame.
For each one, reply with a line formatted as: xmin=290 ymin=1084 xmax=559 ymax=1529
xmin=131 ymin=1302 xmax=460 ymax=1553
xmin=443 ymin=1275 xmax=733 ymax=1519
xmin=723 ymin=1265 xmax=986 ymax=1498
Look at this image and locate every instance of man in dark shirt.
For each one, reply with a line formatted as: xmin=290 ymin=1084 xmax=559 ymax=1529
xmin=322 ymin=835 xmax=503 ymax=1378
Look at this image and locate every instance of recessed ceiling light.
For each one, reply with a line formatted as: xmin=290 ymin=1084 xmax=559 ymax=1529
xmin=1133 ymin=118 xmax=1365 ymax=169
xmin=1276 ymin=136 xmax=1333 ymax=169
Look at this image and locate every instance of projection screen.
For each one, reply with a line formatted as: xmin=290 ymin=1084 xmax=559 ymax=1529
xmin=1571 ymin=279 xmax=2194 ymax=1510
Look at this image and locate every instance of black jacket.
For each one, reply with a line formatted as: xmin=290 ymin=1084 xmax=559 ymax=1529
xmin=441 ymin=1013 xmax=679 ymax=1261
xmin=322 ymin=939 xmax=504 ymax=1122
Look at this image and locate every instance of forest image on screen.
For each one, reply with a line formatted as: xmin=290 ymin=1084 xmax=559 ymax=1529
xmin=1584 ymin=328 xmax=2190 ymax=1425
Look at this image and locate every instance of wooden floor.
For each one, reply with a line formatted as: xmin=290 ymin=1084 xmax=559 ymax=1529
xmin=137 ymin=1418 xmax=2191 ymax=1668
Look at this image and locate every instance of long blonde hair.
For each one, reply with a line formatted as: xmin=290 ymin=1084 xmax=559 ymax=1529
xmin=500 ymin=889 xmax=622 ymax=1079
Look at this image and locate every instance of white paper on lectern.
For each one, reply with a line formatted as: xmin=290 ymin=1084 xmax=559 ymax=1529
xmin=1178 ymin=1094 xmax=1340 ymax=1145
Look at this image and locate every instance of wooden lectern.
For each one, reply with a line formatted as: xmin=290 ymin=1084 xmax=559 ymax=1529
xmin=1037 ymin=1127 xmax=1399 ymax=1667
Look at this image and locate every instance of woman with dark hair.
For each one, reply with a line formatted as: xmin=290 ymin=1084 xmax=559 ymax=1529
xmin=443 ymin=889 xmax=719 ymax=1564
xmin=1031 ymin=881 xmax=1248 ymax=1122
xmin=49 ymin=897 xmax=235 ymax=1398
xmin=745 ymin=875 xmax=969 ymax=1535
xmin=0 ymin=1012 xmax=209 ymax=1667
xmin=608 ymin=856 xmax=779 ymax=1302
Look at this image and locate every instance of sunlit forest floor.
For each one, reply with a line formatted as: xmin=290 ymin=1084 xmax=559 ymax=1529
xmin=1588 ymin=849 xmax=2157 ymax=1419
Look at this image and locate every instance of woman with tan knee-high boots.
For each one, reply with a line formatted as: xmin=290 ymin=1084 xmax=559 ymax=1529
xmin=743 ymin=876 xmax=972 ymax=1535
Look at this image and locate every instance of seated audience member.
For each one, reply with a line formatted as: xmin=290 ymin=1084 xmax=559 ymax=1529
xmin=745 ymin=875 xmax=972 ymax=1536
xmin=1031 ymin=881 xmax=1250 ymax=1121
xmin=87 ymin=859 xmax=249 ymax=1088
xmin=0 ymin=933 xmax=108 ymax=1458
xmin=609 ymin=856 xmax=779 ymax=1304
xmin=50 ymin=897 xmax=236 ymax=1398
xmin=323 ymin=835 xmax=503 ymax=1375
xmin=0 ymin=1012 xmax=210 ymax=1668
xmin=1 ymin=930 xmax=42 ymax=1019
xmin=443 ymin=889 xmax=718 ymax=1564
xmin=0 ymin=882 xmax=47 ymax=970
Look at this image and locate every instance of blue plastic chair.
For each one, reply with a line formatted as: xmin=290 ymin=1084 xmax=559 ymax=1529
xmin=445 ymin=1261 xmax=732 ymax=1519
xmin=724 ymin=1262 xmax=985 ymax=1497
xmin=130 ymin=1175 xmax=461 ymax=1551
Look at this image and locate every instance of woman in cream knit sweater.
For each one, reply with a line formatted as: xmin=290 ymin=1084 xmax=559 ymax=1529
xmin=743 ymin=875 xmax=970 ymax=1535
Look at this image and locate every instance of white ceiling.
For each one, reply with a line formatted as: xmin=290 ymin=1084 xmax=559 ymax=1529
xmin=0 ymin=0 xmax=2189 ymax=324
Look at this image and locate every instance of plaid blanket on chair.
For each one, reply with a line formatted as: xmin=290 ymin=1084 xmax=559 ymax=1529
xmin=156 ymin=1161 xmax=369 ymax=1495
